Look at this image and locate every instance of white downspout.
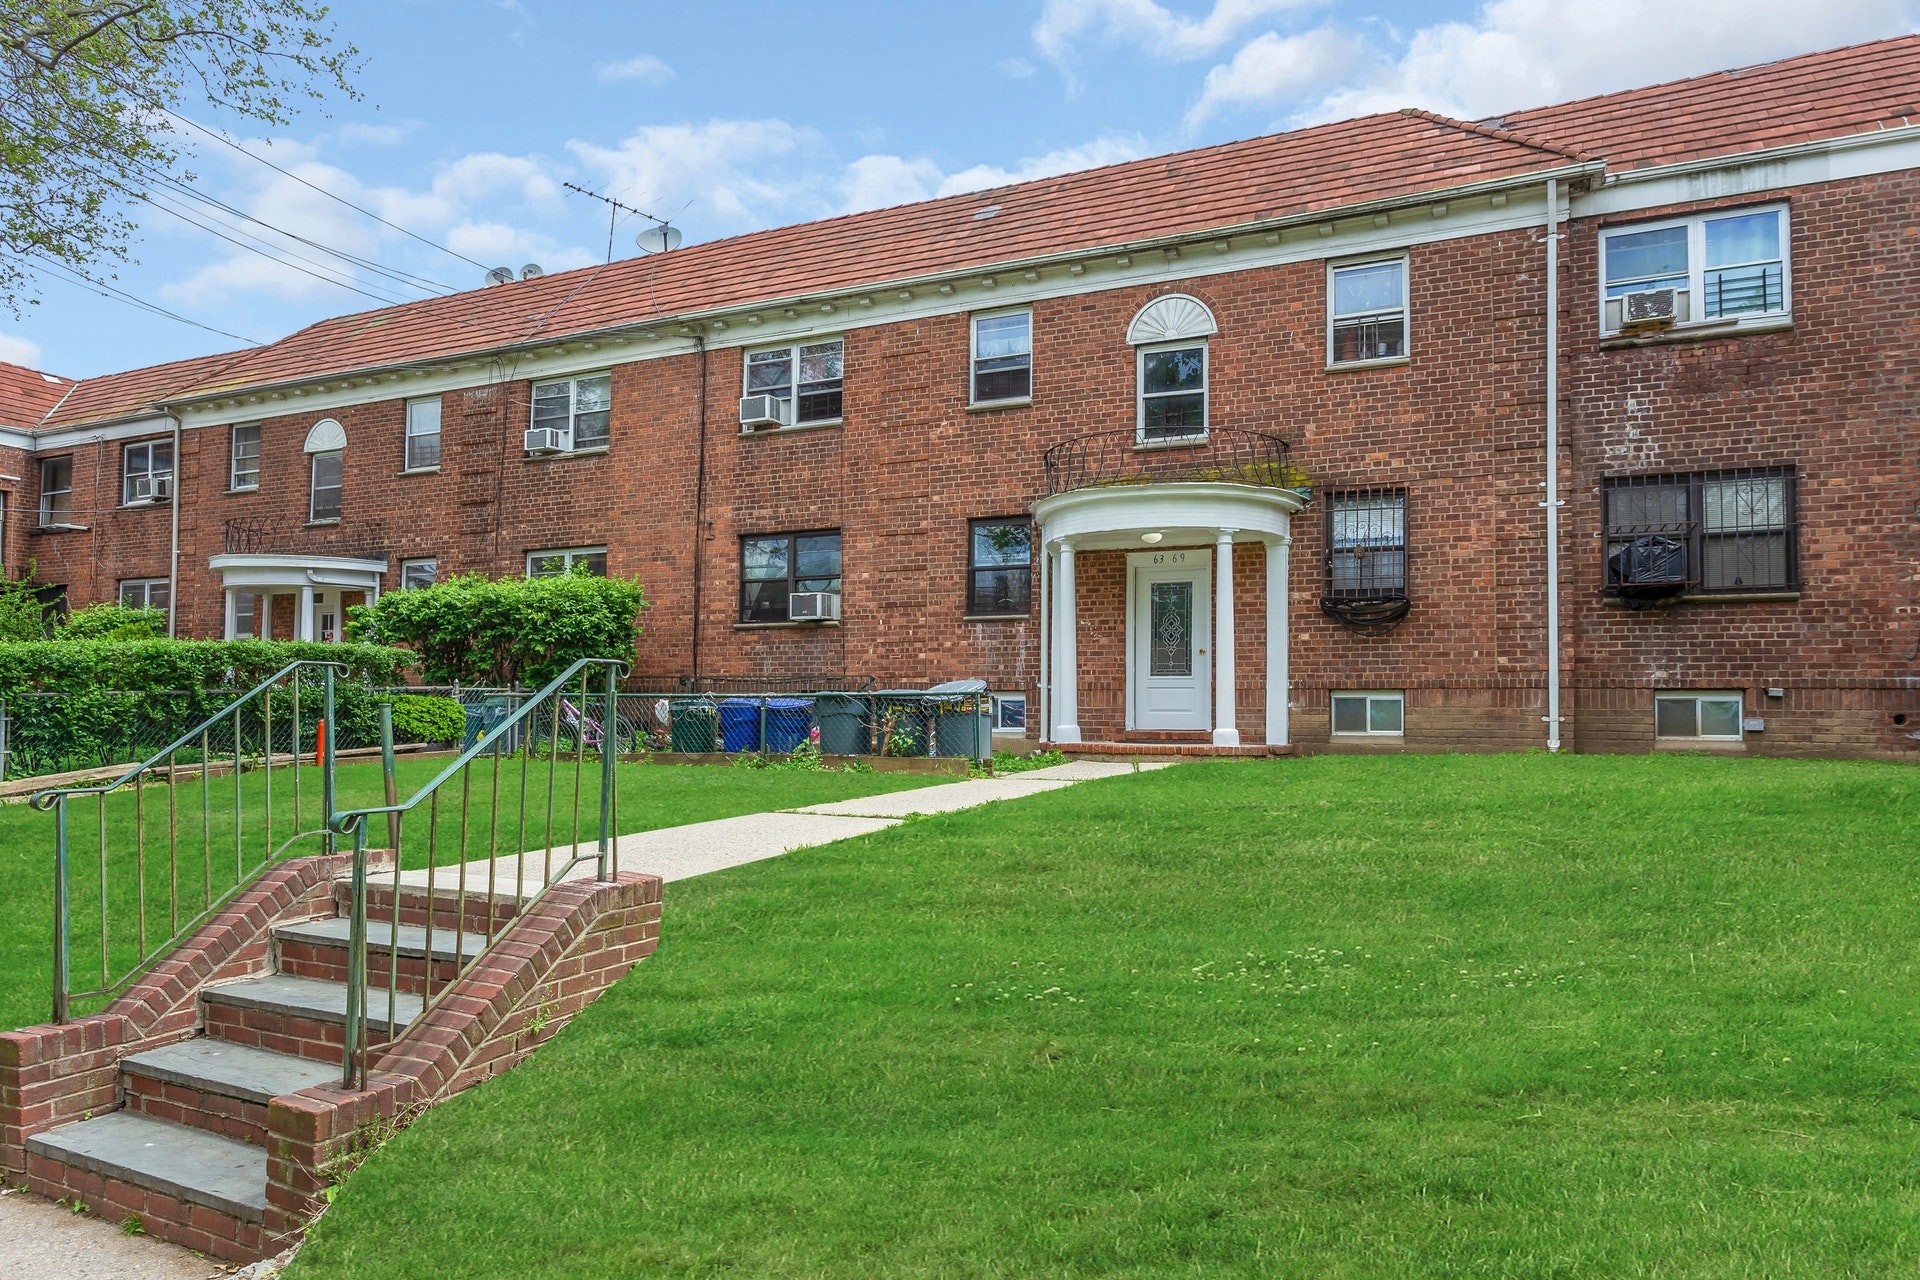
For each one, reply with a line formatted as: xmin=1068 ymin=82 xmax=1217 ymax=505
xmin=165 ymin=409 xmax=181 ymax=638
xmin=1544 ymin=180 xmax=1563 ymax=752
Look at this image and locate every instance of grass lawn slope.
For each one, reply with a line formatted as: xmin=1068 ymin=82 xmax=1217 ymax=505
xmin=289 ymin=754 xmax=1917 ymax=1277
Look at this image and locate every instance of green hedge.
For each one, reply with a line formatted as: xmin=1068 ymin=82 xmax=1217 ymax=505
xmin=389 ymin=694 xmax=466 ymax=745
xmin=0 ymin=640 xmax=416 ymax=779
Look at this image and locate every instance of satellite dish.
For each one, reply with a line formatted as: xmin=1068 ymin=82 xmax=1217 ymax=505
xmin=635 ymin=224 xmax=683 ymax=255
xmin=520 ymin=263 xmax=544 ymax=281
xmin=484 ymin=266 xmax=516 ymax=286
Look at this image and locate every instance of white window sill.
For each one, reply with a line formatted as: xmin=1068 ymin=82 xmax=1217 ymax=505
xmin=1599 ymin=316 xmax=1792 ymax=348
xmin=966 ymin=397 xmax=1032 ymax=414
xmin=398 ymin=466 xmax=441 ymax=477
xmin=226 ymin=485 xmax=259 ymax=496
xmin=1325 ymin=356 xmax=1410 ymax=373
xmin=1654 ymin=739 xmax=1746 ymax=753
xmin=1331 ymin=733 xmax=1405 ymax=740
xmin=739 ymin=419 xmax=843 ymax=438
xmin=963 ymin=613 xmax=1030 ymax=622
xmin=524 ymin=445 xmax=610 ymax=461
xmin=306 ymin=518 xmax=342 ymax=528
xmin=119 ymin=501 xmax=168 ymax=510
xmin=32 ymin=522 xmax=87 ymax=533
xmin=733 ymin=620 xmax=841 ymax=630
xmin=1603 ymin=591 xmax=1800 ymax=607
xmin=1134 ymin=432 xmax=1209 ymax=451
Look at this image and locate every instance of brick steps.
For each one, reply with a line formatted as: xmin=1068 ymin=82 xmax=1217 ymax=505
xmin=122 ymin=1040 xmax=336 ymax=1145
xmin=275 ymin=917 xmax=485 ymax=991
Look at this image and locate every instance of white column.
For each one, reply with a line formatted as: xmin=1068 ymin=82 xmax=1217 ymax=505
xmin=1053 ymin=540 xmax=1081 ymax=743
xmin=1265 ymin=535 xmax=1290 ymax=747
xmin=1213 ymin=530 xmax=1239 ymax=746
xmin=1036 ymin=541 xmax=1050 ymax=747
xmin=260 ymin=593 xmax=273 ymax=640
xmin=222 ymin=588 xmax=238 ymax=641
xmin=298 ymin=584 xmax=315 ymax=642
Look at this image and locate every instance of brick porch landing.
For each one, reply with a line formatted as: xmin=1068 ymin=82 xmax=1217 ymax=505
xmin=1045 ymin=740 xmax=1296 ymax=759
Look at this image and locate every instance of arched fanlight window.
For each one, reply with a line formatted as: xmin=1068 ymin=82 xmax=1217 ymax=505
xmin=1127 ymin=295 xmax=1216 ymax=443
xmin=304 ymin=419 xmax=345 ymax=521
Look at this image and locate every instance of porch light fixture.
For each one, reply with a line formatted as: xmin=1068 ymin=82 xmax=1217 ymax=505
xmin=1140 ymin=532 xmax=1164 ymax=544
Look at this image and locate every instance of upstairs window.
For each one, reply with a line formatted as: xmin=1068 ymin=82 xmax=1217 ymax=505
xmin=1127 ymin=294 xmax=1217 ymax=444
xmin=740 ymin=530 xmax=841 ymax=623
xmin=405 ymin=397 xmax=442 ymax=470
xmin=1601 ymin=206 xmax=1788 ymax=334
xmin=309 ymin=451 xmax=343 ymax=522
xmin=230 ymin=423 xmax=260 ymax=490
xmin=122 ymin=440 xmax=173 ymax=505
xmin=1329 ymin=258 xmax=1408 ymax=364
xmin=1604 ymin=468 xmax=1796 ymax=600
xmin=971 ymin=311 xmax=1032 ymax=403
xmin=38 ymin=456 xmax=72 ymax=526
xmin=531 ymin=373 xmax=611 ymax=451
xmin=527 ymin=546 xmax=607 ymax=577
xmin=968 ymin=518 xmax=1032 ymax=615
xmin=745 ymin=340 xmax=844 ymax=426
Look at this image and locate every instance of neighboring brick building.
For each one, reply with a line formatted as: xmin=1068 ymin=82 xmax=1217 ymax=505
xmin=3 ymin=38 xmax=1916 ymax=759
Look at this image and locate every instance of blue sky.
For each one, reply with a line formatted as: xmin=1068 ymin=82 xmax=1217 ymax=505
xmin=7 ymin=0 xmax=1917 ymax=380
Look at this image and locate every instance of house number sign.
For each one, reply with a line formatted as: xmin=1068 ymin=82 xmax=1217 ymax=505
xmin=1149 ymin=551 xmax=1188 ymax=565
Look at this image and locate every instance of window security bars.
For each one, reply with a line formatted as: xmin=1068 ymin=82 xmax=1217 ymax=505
xmin=30 ymin=662 xmax=349 ymax=1024
xmin=1603 ymin=468 xmax=1796 ymax=606
xmin=1321 ymin=489 xmax=1410 ymax=633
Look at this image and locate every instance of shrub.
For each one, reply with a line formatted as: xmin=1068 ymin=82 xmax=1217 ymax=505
xmin=388 ymin=694 xmax=466 ymax=745
xmin=56 ymin=603 xmax=167 ymax=641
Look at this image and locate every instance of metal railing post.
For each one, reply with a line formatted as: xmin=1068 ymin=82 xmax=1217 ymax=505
xmin=378 ymin=701 xmax=400 ymax=854
xmin=52 ymin=795 xmax=70 ymax=1023
xmin=322 ymin=668 xmax=338 ymax=858
xmin=598 ymin=671 xmax=616 ymax=880
xmin=342 ymin=821 xmax=368 ymax=1090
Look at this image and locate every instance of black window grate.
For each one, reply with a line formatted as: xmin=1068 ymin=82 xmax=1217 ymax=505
xmin=1321 ymin=488 xmax=1410 ymax=633
xmin=1603 ymin=467 xmax=1797 ymax=606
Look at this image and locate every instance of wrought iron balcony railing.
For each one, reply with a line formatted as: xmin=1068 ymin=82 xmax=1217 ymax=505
xmin=223 ymin=516 xmax=390 ymax=561
xmin=1043 ymin=428 xmax=1303 ymax=497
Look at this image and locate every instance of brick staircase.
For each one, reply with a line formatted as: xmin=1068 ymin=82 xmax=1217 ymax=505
xmin=2 ymin=851 xmax=660 ymax=1263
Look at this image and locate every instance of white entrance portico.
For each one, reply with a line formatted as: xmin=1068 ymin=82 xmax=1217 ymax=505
xmin=208 ymin=554 xmax=387 ymax=641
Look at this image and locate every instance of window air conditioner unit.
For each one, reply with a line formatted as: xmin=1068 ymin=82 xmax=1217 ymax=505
xmin=1617 ymin=287 xmax=1684 ymax=329
xmin=738 ymin=394 xmax=788 ymax=430
xmin=127 ymin=477 xmax=154 ymax=504
xmin=524 ymin=427 xmax=569 ymax=454
xmin=151 ymin=475 xmax=173 ymax=501
xmin=789 ymin=591 xmax=841 ymax=622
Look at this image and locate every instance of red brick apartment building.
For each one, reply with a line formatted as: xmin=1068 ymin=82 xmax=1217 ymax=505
xmin=2 ymin=39 xmax=1916 ymax=759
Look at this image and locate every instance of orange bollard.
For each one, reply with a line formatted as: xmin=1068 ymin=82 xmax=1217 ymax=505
xmin=315 ymin=717 xmax=326 ymax=766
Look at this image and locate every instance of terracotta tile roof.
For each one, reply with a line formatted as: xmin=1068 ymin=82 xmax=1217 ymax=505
xmin=172 ymin=110 xmax=1584 ymax=400
xmin=38 ymin=348 xmax=255 ymax=431
xmin=1501 ymin=35 xmax=1920 ymax=172
xmin=0 ymin=360 xmax=75 ymax=430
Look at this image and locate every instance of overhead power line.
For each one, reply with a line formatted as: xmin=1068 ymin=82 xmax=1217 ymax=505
xmin=26 ymin=253 xmax=263 ymax=347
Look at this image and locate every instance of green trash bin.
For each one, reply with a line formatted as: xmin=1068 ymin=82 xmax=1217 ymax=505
xmin=668 ymin=699 xmax=719 ymax=753
xmin=814 ymin=693 xmax=868 ymax=756
xmin=926 ymin=679 xmax=990 ymax=761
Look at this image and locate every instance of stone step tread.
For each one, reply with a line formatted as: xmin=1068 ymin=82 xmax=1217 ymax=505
xmin=25 ymin=1111 xmax=266 ymax=1223
xmin=274 ymin=915 xmax=489 ymax=963
xmin=202 ymin=974 xmax=422 ymax=1031
xmin=121 ymin=1038 xmax=339 ymax=1105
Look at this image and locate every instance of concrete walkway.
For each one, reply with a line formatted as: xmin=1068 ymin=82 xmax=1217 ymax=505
xmin=6 ymin=759 xmax=1170 ymax=1278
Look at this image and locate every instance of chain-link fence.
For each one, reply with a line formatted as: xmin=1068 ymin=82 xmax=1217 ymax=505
xmin=613 ymin=689 xmax=992 ymax=761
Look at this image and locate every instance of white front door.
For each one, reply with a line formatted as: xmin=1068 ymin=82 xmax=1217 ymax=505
xmin=1129 ymin=550 xmax=1211 ymax=731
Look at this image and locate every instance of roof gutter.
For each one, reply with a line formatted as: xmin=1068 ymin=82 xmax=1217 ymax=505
xmin=1596 ymin=122 xmax=1920 ymax=187
xmin=162 ymin=162 xmax=1607 ymax=414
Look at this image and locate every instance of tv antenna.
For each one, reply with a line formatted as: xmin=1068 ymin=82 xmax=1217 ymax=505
xmin=563 ymin=182 xmax=683 ymax=260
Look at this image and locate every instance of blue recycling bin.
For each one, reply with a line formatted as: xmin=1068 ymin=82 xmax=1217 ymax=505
xmin=719 ymin=698 xmax=762 ymax=753
xmin=763 ymin=697 xmax=816 ymax=753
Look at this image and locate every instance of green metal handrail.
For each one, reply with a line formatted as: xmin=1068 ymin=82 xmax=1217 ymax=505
xmin=31 ymin=661 xmax=349 ymax=1023
xmin=330 ymin=657 xmax=627 ymax=1089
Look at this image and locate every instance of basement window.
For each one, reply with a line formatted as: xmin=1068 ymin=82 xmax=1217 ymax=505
xmin=1655 ymin=692 xmax=1744 ymax=741
xmin=1332 ymin=691 xmax=1404 ymax=737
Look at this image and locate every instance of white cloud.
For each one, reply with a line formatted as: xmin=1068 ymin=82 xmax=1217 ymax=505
xmin=1185 ymin=26 xmax=1361 ymax=127
xmin=1035 ymin=0 xmax=1322 ymax=64
xmin=445 ymin=222 xmax=596 ymax=274
xmin=839 ymin=155 xmax=946 ymax=212
xmin=0 ymin=333 xmax=46 ymax=369
xmin=998 ymin=56 xmax=1037 ymax=78
xmin=567 ymin=119 xmax=827 ymax=228
xmin=838 ymin=134 xmax=1153 ymax=212
xmin=594 ymin=54 xmax=675 ymax=85
xmin=1304 ymin=0 xmax=1920 ymax=124
xmin=334 ymin=121 xmax=419 ymax=148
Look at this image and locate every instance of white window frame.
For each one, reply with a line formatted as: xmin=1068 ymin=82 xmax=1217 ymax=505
xmin=400 ymin=558 xmax=438 ymax=590
xmin=122 ymin=440 xmax=173 ymax=506
xmin=1327 ymin=256 xmax=1409 ymax=366
xmin=38 ymin=456 xmax=72 ymax=526
xmin=1135 ymin=340 xmax=1208 ymax=444
xmin=230 ymin=423 xmax=261 ymax=491
xmin=309 ymin=449 xmax=343 ymax=523
xmin=404 ymin=397 xmax=442 ymax=472
xmin=1599 ymin=204 xmax=1790 ymax=336
xmin=970 ymin=310 xmax=1032 ymax=405
xmin=990 ymin=692 xmax=1028 ymax=733
xmin=526 ymin=546 xmax=608 ymax=578
xmin=118 ymin=577 xmax=170 ymax=611
xmin=742 ymin=338 xmax=845 ymax=428
xmin=1331 ymin=690 xmax=1404 ymax=737
xmin=529 ymin=372 xmax=611 ymax=452
xmin=1654 ymin=691 xmax=1745 ymax=741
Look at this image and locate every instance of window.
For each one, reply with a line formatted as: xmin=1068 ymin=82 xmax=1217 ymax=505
xmin=1329 ymin=258 xmax=1408 ymax=364
xmin=119 ymin=577 xmax=170 ymax=612
xmin=990 ymin=692 xmax=1028 ymax=732
xmin=1332 ymin=691 xmax=1404 ymax=737
xmin=531 ymin=373 xmax=611 ymax=451
xmin=1138 ymin=343 xmax=1207 ymax=441
xmin=230 ymin=424 xmax=260 ymax=490
xmin=1655 ymin=692 xmax=1744 ymax=741
xmin=310 ymin=450 xmax=342 ymax=522
xmin=971 ymin=311 xmax=1031 ymax=403
xmin=526 ymin=546 xmax=607 ymax=577
xmin=1604 ymin=469 xmax=1796 ymax=598
xmin=968 ymin=518 xmax=1032 ymax=615
xmin=1325 ymin=490 xmax=1407 ymax=601
xmin=122 ymin=440 xmax=173 ymax=505
xmin=405 ymin=398 xmax=442 ymax=470
xmin=400 ymin=558 xmax=438 ymax=590
xmin=1601 ymin=206 xmax=1788 ymax=334
xmin=38 ymin=457 xmax=72 ymax=526
xmin=744 ymin=340 xmax=843 ymax=426
xmin=740 ymin=531 xmax=841 ymax=622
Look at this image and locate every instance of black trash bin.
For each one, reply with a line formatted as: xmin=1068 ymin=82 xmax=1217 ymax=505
xmin=669 ymin=698 xmax=719 ymax=753
xmin=814 ymin=693 xmax=868 ymax=756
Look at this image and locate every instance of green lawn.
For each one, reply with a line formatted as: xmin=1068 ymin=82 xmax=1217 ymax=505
xmin=0 ymin=756 xmax=941 ymax=1031
xmin=289 ymin=754 xmax=1920 ymax=1279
